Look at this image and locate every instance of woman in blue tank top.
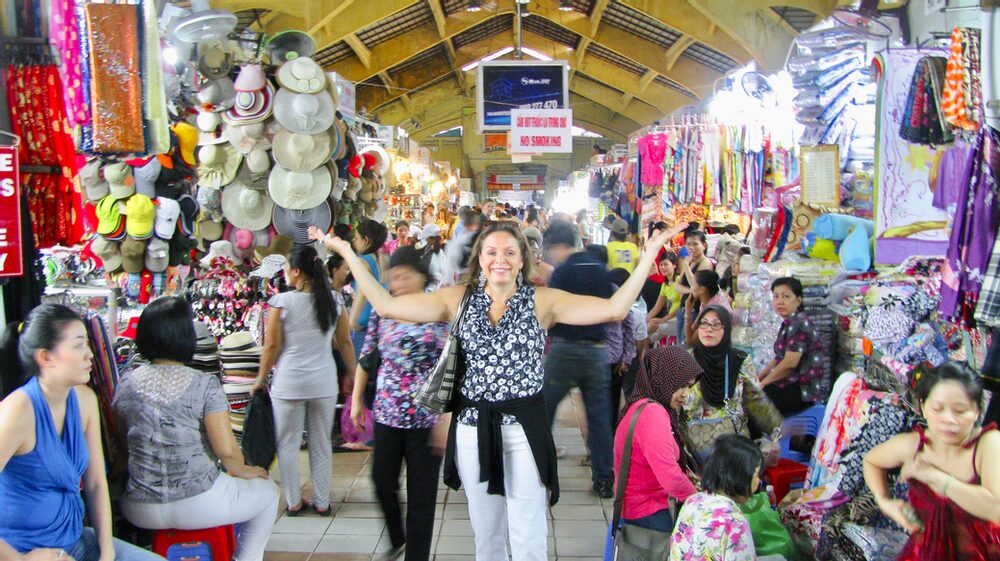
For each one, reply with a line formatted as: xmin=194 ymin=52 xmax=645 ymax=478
xmin=0 ymin=304 xmax=163 ymax=561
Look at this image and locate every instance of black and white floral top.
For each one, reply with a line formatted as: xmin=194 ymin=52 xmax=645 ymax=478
xmin=457 ymin=283 xmax=546 ymax=426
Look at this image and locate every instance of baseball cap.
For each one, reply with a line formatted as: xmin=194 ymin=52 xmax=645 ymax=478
xmin=105 ymin=162 xmax=136 ymax=200
xmin=419 ymin=223 xmax=442 ymax=241
xmin=125 ymin=195 xmax=156 ymax=240
xmin=121 ymin=236 xmax=148 ymax=273
xmin=132 ymin=157 xmax=162 ymax=198
xmin=91 ymin=237 xmax=122 ymax=273
xmin=95 ymin=196 xmax=125 ymax=240
xmin=172 ymin=122 xmax=198 ymax=166
xmin=144 ymin=238 xmax=170 ymax=273
xmin=176 ymin=194 xmax=200 ymax=236
xmin=154 ymin=197 xmax=181 ymax=240
xmin=611 ymin=218 xmax=629 ymax=235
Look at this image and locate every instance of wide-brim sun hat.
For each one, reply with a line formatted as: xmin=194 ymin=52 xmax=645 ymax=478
xmin=276 ymin=57 xmax=326 ymax=94
xmin=236 ymin=150 xmax=272 ymax=191
xmin=268 ymin=164 xmax=331 ymax=210
xmin=198 ymin=44 xmax=232 ymax=80
xmin=223 ymin=81 xmax=275 ymax=126
xmin=197 ymin=77 xmax=236 ymax=112
xmin=224 ymin=121 xmax=272 ymax=154
xmin=272 ymin=201 xmax=331 ymax=244
xmin=197 ymin=143 xmax=243 ymax=188
xmin=273 ymin=88 xmax=334 ymax=134
xmin=222 ymin=179 xmax=275 ymax=231
xmin=272 ymin=127 xmax=331 ymax=172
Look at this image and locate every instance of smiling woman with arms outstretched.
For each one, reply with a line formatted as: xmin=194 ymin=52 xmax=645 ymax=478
xmin=310 ymin=219 xmax=686 ymax=561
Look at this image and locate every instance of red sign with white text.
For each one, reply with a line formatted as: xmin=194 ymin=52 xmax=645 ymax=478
xmin=0 ymin=146 xmax=23 ymax=277
xmin=509 ymin=108 xmax=573 ymax=154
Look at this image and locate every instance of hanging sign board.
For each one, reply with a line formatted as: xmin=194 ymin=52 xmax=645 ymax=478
xmin=478 ymin=61 xmax=569 ymax=131
xmin=328 ymin=72 xmax=356 ymax=119
xmin=509 ymin=108 xmax=573 ymax=154
xmin=484 ymin=132 xmax=508 ymax=153
xmin=0 ymin=146 xmax=22 ymax=277
xmin=800 ymin=144 xmax=841 ymax=207
xmin=487 ymin=173 xmax=545 ymax=190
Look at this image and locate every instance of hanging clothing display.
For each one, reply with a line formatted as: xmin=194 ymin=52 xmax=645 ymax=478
xmin=939 ymin=127 xmax=1000 ymax=328
xmin=899 ymin=56 xmax=954 ymax=146
xmin=941 ymin=27 xmax=984 ymax=132
xmin=5 ymin=62 xmax=84 ymax=248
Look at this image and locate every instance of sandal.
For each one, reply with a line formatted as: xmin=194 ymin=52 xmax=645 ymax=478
xmin=286 ymin=503 xmax=305 ymax=517
xmin=314 ymin=504 xmax=332 ymax=517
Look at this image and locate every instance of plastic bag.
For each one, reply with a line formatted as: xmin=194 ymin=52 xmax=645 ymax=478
xmin=739 ymin=492 xmax=798 ymax=560
xmin=340 ymin=399 xmax=375 ymax=444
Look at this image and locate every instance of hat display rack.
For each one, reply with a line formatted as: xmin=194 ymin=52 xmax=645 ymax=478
xmin=74 ymin=23 xmax=391 ymax=304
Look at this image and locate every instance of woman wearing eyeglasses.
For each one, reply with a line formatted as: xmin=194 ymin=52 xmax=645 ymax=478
xmin=672 ymin=305 xmax=782 ymax=464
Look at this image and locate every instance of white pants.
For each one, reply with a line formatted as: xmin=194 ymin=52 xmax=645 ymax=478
xmin=272 ymin=396 xmax=337 ymax=509
xmin=456 ymin=423 xmax=549 ymax=561
xmin=122 ymin=473 xmax=280 ymax=561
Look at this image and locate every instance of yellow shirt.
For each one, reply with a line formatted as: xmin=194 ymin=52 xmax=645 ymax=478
xmin=606 ymin=241 xmax=640 ymax=273
xmin=659 ymin=282 xmax=681 ymax=315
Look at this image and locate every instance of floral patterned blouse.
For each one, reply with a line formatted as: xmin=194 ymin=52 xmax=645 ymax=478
xmin=360 ymin=312 xmax=449 ymax=429
xmin=682 ymin=356 xmax=783 ymax=456
xmin=670 ymin=492 xmax=756 ymax=561
xmin=773 ymin=311 xmax=824 ymax=402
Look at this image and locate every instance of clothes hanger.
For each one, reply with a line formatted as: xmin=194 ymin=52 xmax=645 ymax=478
xmin=0 ymin=130 xmax=21 ymax=147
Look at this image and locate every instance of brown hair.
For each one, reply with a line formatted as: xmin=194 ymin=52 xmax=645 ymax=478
xmin=462 ymin=221 xmax=536 ymax=287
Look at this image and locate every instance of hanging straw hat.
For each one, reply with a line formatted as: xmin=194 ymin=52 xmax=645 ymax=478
xmin=272 ymin=128 xmax=331 ymax=172
xmin=276 ymin=57 xmax=327 ymax=94
xmin=268 ymin=164 xmax=331 ymax=210
xmin=273 ymin=89 xmax=334 ymax=134
xmin=272 ymin=201 xmax=332 ymax=244
xmin=197 ymin=144 xmax=243 ymax=188
xmin=222 ymin=179 xmax=275 ymax=231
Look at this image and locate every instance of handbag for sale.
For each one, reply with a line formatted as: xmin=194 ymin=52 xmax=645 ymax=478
xmin=611 ymin=399 xmax=671 ymax=561
xmin=414 ymin=285 xmax=474 ymax=413
xmin=241 ymin=392 xmax=276 ymax=469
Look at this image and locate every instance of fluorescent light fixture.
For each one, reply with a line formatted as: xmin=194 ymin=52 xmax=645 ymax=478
xmin=559 ymin=0 xmax=574 ymax=10
xmin=515 ymin=0 xmax=531 ymax=4
xmin=519 ymin=46 xmax=553 ymax=61
xmin=467 ymin=0 xmax=483 ymax=11
xmin=461 ymin=46 xmax=515 ymax=71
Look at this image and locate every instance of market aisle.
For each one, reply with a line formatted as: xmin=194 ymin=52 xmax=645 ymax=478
xmin=264 ymin=389 xmax=609 ymax=561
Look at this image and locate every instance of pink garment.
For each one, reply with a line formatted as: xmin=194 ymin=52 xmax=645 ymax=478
xmin=382 ymin=238 xmax=400 ymax=255
xmin=49 ymin=0 xmax=88 ymax=127
xmin=614 ymin=400 xmax=697 ymax=520
xmin=638 ymin=133 xmax=668 ymax=187
xmin=707 ymin=292 xmax=733 ymax=313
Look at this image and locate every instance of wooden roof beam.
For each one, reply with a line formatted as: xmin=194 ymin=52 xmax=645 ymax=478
xmin=307 ymin=0 xmax=420 ymax=53
xmin=615 ymin=0 xmax=753 ymax=66
xmin=575 ymin=37 xmax=591 ymax=68
xmin=344 ymin=33 xmax=372 ymax=69
xmin=590 ymin=0 xmax=611 ymax=36
xmin=664 ymin=35 xmax=695 ymax=72
xmin=429 ymin=0 xmax=448 ymax=38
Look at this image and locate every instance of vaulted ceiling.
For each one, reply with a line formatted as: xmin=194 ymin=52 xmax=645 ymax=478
xmin=215 ymin=0 xmax=847 ymax=139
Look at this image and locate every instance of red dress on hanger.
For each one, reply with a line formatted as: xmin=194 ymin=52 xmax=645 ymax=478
xmin=898 ymin=424 xmax=1000 ymax=561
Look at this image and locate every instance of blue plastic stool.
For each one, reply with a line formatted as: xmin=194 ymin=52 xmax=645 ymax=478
xmin=779 ymin=403 xmax=825 ymax=463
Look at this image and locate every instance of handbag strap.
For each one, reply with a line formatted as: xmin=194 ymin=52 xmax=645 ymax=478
xmin=451 ymin=284 xmax=475 ymax=333
xmin=612 ymin=399 xmax=652 ymax=534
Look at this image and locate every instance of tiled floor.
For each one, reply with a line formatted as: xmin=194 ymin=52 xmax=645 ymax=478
xmin=264 ymin=390 xmax=608 ymax=561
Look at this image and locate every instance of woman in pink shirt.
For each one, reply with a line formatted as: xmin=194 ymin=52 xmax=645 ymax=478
xmin=613 ymin=345 xmax=699 ymax=533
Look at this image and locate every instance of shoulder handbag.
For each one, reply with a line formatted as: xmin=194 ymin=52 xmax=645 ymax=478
xmin=414 ymin=285 xmax=475 ymax=413
xmin=611 ymin=399 xmax=672 ymax=561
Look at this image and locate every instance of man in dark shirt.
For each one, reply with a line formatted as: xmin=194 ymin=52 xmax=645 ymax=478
xmin=542 ymin=220 xmax=616 ymax=498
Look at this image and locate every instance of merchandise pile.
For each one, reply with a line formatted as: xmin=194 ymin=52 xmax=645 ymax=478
xmin=188 ymin=321 xmax=222 ymax=380
xmin=219 ymin=331 xmax=262 ymax=441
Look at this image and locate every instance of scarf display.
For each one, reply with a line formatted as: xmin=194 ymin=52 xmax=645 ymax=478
xmin=5 ymin=62 xmax=84 ymax=248
xmin=693 ymin=305 xmax=747 ymax=408
xmin=941 ymin=27 xmax=983 ymax=132
xmin=899 ymin=56 xmax=954 ymax=145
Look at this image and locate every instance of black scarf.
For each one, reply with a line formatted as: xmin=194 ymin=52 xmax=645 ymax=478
xmin=693 ymin=305 xmax=746 ymax=408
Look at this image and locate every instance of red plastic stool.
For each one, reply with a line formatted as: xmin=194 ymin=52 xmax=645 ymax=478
xmin=152 ymin=525 xmax=236 ymax=561
xmin=764 ymin=458 xmax=808 ymax=504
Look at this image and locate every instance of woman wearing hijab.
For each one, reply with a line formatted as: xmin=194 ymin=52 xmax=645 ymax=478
xmin=676 ymin=305 xmax=782 ymax=463
xmin=611 ymin=346 xmax=701 ymax=539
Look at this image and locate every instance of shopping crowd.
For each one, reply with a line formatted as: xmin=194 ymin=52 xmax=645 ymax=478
xmin=2 ymin=203 xmax=999 ymax=561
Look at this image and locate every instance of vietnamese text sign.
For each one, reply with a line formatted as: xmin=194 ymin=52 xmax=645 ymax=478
xmin=509 ymin=108 xmax=572 ymax=154
xmin=0 ymin=146 xmax=22 ymax=277
xmin=478 ymin=61 xmax=569 ymax=131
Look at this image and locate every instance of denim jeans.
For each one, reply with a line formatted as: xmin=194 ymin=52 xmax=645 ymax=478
xmin=543 ymin=340 xmax=613 ymax=482
xmin=67 ymin=528 xmax=164 ymax=561
xmin=625 ymin=508 xmax=675 ymax=532
xmin=350 ymin=329 xmax=367 ymax=362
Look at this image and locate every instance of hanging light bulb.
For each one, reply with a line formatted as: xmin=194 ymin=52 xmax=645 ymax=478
xmin=559 ymin=0 xmax=574 ymax=11
xmin=467 ymin=0 xmax=483 ymax=12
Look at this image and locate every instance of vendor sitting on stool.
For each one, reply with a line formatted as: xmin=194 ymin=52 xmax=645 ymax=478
xmin=757 ymin=277 xmax=822 ymax=416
